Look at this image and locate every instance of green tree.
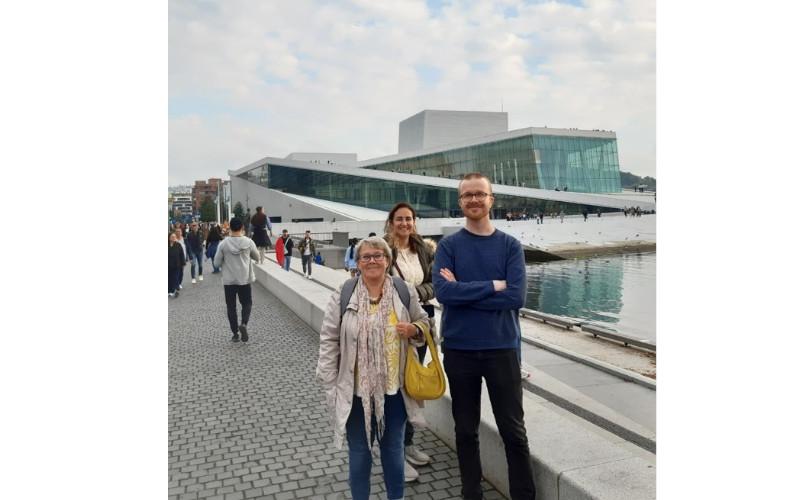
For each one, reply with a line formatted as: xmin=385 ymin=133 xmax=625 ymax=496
xmin=200 ymin=197 xmax=217 ymax=222
xmin=233 ymin=201 xmax=244 ymax=220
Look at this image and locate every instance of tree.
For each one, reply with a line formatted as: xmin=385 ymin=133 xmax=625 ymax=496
xmin=200 ymin=197 xmax=217 ymax=222
xmin=233 ymin=201 xmax=244 ymax=220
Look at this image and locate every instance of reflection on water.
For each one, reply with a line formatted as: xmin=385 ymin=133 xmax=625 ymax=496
xmin=525 ymin=252 xmax=656 ymax=341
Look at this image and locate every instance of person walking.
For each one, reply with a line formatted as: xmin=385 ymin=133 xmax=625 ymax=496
xmin=297 ymin=230 xmax=316 ymax=279
xmin=250 ymin=206 xmax=273 ymax=261
xmin=275 ymin=234 xmax=285 ymax=268
xmin=174 ymin=227 xmax=188 ymax=290
xmin=280 ymin=229 xmax=294 ymax=271
xmin=582 ymin=208 xmax=589 ymax=221
xmin=168 ymin=232 xmax=186 ymax=298
xmin=344 ymin=239 xmax=358 ymax=277
xmin=383 ymin=202 xmax=437 ymax=482
xmin=314 ymin=251 xmax=325 ymax=266
xmin=213 ymin=218 xmax=260 ymax=343
xmin=433 ymin=172 xmax=536 ymax=500
xmin=316 ymin=237 xmax=432 ymax=500
xmin=186 ymin=221 xmax=205 ymax=284
xmin=559 ymin=209 xmax=565 ymax=223
xmin=205 ymin=223 xmax=223 ymax=273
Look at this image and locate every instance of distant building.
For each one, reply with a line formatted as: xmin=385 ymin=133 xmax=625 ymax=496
xmin=192 ymin=178 xmax=222 ymax=212
xmin=229 ymin=110 xmax=637 ymax=222
xmin=172 ymin=194 xmax=193 ymax=218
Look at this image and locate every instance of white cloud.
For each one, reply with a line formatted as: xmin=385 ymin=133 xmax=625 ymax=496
xmin=169 ymin=0 xmax=655 ymax=185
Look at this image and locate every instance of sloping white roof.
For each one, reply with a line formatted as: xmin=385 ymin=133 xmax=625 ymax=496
xmin=279 ymin=191 xmax=388 ymax=221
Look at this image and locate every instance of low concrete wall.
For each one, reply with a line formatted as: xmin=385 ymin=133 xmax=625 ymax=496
xmin=253 ymin=259 xmax=655 ymax=500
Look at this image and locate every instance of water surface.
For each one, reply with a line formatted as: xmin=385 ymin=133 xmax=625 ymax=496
xmin=525 ymin=252 xmax=656 ymax=341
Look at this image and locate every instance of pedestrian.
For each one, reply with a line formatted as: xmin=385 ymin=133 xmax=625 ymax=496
xmin=344 ymin=239 xmax=358 ymax=277
xmin=559 ymin=210 xmax=565 ymax=223
xmin=174 ymin=227 xmax=188 ymax=290
xmin=368 ymin=232 xmax=377 ymax=237
xmin=186 ymin=221 xmax=205 ymax=284
xmin=205 ymin=223 xmax=223 ymax=273
xmin=213 ymin=217 xmax=260 ymax=343
xmin=314 ymin=251 xmax=325 ymax=266
xmin=538 ymin=210 xmax=544 ymax=224
xmin=316 ymin=236 xmax=432 ymax=500
xmin=597 ymin=208 xmax=602 ymax=218
xmin=244 ymin=209 xmax=251 ymax=237
xmin=280 ymin=229 xmax=294 ymax=271
xmin=168 ymin=232 xmax=186 ymax=298
xmin=297 ymin=230 xmax=316 ymax=279
xmin=433 ymin=172 xmax=536 ymax=500
xmin=275 ymin=234 xmax=285 ymax=268
xmin=582 ymin=208 xmax=588 ymax=221
xmin=383 ymin=202 xmax=437 ymax=482
xmin=250 ymin=206 xmax=273 ymax=261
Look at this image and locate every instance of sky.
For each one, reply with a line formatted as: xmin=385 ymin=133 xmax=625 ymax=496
xmin=169 ymin=0 xmax=655 ymax=186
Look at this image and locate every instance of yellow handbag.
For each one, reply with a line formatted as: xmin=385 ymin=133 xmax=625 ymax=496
xmin=404 ymin=327 xmax=446 ymax=400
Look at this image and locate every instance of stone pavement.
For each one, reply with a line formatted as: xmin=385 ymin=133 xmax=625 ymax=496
xmin=168 ymin=267 xmax=503 ymax=500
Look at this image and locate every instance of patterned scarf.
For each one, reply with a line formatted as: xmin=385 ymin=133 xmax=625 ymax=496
xmin=355 ymin=277 xmax=394 ymax=444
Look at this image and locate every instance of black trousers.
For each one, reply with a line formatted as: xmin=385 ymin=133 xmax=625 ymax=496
xmin=224 ymin=284 xmax=252 ymax=334
xmin=301 ymin=254 xmax=313 ymax=275
xmin=443 ymin=348 xmax=536 ymax=500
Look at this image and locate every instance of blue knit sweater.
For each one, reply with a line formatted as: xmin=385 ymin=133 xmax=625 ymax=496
xmin=433 ymin=228 xmax=526 ymax=350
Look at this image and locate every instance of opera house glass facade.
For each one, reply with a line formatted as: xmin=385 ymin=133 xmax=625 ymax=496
xmin=240 ymin=162 xmax=611 ymax=219
xmin=366 ymin=133 xmax=621 ymax=194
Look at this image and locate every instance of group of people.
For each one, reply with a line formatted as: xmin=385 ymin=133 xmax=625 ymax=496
xmin=623 ymin=206 xmax=646 ymax=217
xmin=317 ymin=173 xmax=536 ymax=499
xmin=169 ymin=173 xmax=537 ymax=499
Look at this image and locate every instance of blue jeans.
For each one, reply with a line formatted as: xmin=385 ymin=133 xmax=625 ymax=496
xmin=189 ymin=251 xmax=203 ymax=278
xmin=283 ymin=255 xmax=291 ymax=271
xmin=207 ymin=241 xmax=220 ymax=272
xmin=346 ymin=393 xmax=407 ymax=500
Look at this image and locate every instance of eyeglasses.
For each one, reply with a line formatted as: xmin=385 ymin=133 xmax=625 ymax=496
xmin=459 ymin=192 xmax=491 ymax=201
xmin=358 ymin=253 xmax=386 ymax=263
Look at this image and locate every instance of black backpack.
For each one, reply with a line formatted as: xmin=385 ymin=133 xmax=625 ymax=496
xmin=339 ymin=276 xmax=410 ymax=322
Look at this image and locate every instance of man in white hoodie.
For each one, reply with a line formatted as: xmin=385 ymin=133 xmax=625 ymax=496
xmin=213 ymin=217 xmax=261 ymax=342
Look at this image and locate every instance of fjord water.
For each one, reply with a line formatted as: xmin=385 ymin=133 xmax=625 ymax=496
xmin=525 ymin=252 xmax=656 ymax=342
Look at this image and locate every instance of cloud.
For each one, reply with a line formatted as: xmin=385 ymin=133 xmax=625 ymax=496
xmin=169 ymin=0 xmax=655 ymax=185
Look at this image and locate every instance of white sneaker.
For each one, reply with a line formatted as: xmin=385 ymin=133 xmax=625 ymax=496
xmin=199 ymin=275 xmax=203 ymax=281
xmin=192 ymin=278 xmax=197 ymax=284
xmin=404 ymin=460 xmax=419 ymax=482
xmin=521 ymin=369 xmax=532 ymax=380
xmin=405 ymin=445 xmax=431 ymax=466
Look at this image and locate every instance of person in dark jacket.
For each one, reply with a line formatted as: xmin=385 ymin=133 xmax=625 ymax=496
xmin=205 ymin=223 xmax=224 ymax=273
xmin=168 ymin=232 xmax=186 ymax=298
xmin=297 ymin=230 xmax=317 ymax=279
xmin=250 ymin=206 xmax=273 ymax=261
xmin=280 ymin=229 xmax=294 ymax=271
xmin=186 ymin=222 xmax=205 ymax=283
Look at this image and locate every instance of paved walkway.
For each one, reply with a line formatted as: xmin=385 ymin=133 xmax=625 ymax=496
xmin=168 ymin=268 xmax=503 ymax=500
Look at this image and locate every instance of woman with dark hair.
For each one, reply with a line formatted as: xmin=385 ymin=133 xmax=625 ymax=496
xmin=383 ymin=202 xmax=437 ymax=481
xmin=205 ymin=223 xmax=224 ymax=273
xmin=168 ymin=232 xmax=186 ymax=298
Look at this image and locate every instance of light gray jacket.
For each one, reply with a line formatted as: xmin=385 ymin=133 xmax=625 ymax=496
xmin=213 ymin=236 xmax=260 ymax=285
xmin=316 ymin=280 xmax=432 ymax=449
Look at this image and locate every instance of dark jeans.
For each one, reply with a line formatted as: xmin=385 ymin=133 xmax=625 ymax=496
xmin=301 ymin=254 xmax=313 ymax=275
xmin=224 ymin=284 xmax=252 ymax=334
xmin=177 ymin=264 xmax=184 ymax=287
xmin=168 ymin=267 xmax=180 ymax=293
xmin=443 ymin=348 xmax=536 ymax=500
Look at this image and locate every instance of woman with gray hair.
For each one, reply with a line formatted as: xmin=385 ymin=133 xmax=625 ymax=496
xmin=316 ymin=236 xmax=432 ymax=500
